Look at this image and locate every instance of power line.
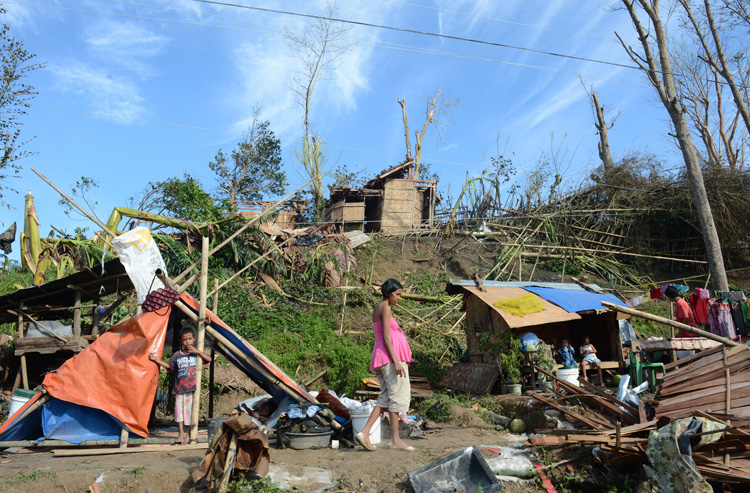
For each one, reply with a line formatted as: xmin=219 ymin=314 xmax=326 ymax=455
xmin=28 ymin=104 xmax=484 ymax=169
xmin=12 ymin=0 xmax=651 ymax=89
xmin=381 ymin=0 xmax=616 ymax=43
xmin=190 ymin=0 xmax=641 ymax=71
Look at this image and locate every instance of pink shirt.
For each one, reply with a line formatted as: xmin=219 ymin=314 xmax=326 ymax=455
xmin=370 ymin=318 xmax=412 ymax=371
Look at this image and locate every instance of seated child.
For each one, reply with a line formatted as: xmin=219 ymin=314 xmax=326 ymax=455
xmin=150 ymin=327 xmax=212 ymax=444
xmin=580 ymin=336 xmax=604 ymax=385
xmin=557 ymin=339 xmax=577 ymax=369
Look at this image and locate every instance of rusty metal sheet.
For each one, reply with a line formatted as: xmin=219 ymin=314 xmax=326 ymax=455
xmin=462 ymin=286 xmax=581 ymax=329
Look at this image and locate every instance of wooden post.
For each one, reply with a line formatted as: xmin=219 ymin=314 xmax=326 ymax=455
xmin=73 ymin=291 xmax=81 ymax=339
xmin=17 ymin=303 xmax=28 ymax=390
xmin=669 ymin=301 xmax=677 ymax=361
xmin=92 ymin=297 xmax=101 ymax=337
xmin=119 ymin=427 xmax=129 ymax=449
xmin=190 ymin=236 xmax=209 ymax=443
xmin=209 ymin=278 xmax=219 ymax=419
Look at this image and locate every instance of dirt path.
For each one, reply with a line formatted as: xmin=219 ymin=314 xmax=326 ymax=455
xmin=1 ymin=421 xmax=536 ymax=492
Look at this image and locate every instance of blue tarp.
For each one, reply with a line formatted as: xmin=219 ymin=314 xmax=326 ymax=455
xmin=0 ymin=403 xmax=42 ymax=442
xmin=522 ymin=286 xmax=627 ymax=313
xmin=41 ymin=398 xmax=127 ymax=444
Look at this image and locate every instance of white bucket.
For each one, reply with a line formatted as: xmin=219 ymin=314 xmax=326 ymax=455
xmin=556 ymin=367 xmax=580 ymax=387
xmin=9 ymin=389 xmax=36 ymax=417
xmin=350 ymin=408 xmax=381 ymax=445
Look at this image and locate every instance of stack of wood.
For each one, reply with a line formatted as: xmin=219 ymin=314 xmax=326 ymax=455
xmin=356 ymin=373 xmax=432 ymax=399
xmin=530 ymin=345 xmax=750 ymax=485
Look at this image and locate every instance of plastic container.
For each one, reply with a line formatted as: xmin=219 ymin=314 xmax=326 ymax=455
xmin=279 ymin=430 xmax=333 ymax=450
xmin=556 ymin=367 xmax=580 ymax=387
xmin=350 ymin=408 xmax=381 ymax=445
xmin=408 ymin=446 xmax=501 ymax=493
xmin=9 ymin=389 xmax=38 ymax=417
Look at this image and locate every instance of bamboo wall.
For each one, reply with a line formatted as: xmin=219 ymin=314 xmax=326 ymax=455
xmin=381 ymin=179 xmax=424 ymax=233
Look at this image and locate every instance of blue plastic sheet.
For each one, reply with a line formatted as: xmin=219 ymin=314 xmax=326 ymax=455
xmin=41 ymin=398 xmax=126 ymax=443
xmin=0 ymin=404 xmax=43 ymax=442
xmin=522 ymin=286 xmax=627 ymax=313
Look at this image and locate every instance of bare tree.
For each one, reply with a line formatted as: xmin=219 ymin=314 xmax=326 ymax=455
xmin=581 ymin=79 xmax=618 ymax=176
xmin=617 ymin=0 xmax=729 ymax=291
xmin=672 ymin=42 xmax=748 ymax=172
xmin=397 ymin=90 xmax=459 ymax=179
xmin=285 ymin=1 xmax=351 ymax=220
xmin=720 ymin=0 xmax=750 ymax=26
xmin=677 ymin=0 xmax=750 ymax=137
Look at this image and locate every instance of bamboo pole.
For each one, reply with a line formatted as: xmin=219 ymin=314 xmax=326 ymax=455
xmin=209 ymin=278 xmax=219 ymax=419
xmin=492 ymin=242 xmax=707 ymax=264
xmin=218 ymin=432 xmax=238 ymax=493
xmin=190 ymin=236 xmax=209 ymax=444
xmin=173 ymin=176 xmax=315 ymax=286
xmin=601 ymin=301 xmax=740 ymax=347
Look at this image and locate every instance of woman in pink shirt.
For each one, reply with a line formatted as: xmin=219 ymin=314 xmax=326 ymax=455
xmin=355 ymin=279 xmax=414 ymax=452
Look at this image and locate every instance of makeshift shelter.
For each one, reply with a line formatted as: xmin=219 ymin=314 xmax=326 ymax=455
xmin=0 ymin=258 xmax=133 ymax=391
xmin=237 ymin=199 xmax=307 ymax=228
xmin=0 ymin=287 xmax=314 ymax=445
xmin=324 ymin=161 xmax=438 ymax=233
xmin=446 ymin=281 xmax=630 ymax=382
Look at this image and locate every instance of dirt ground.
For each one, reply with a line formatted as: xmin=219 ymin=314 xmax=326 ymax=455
xmin=1 ymin=415 xmax=547 ymax=492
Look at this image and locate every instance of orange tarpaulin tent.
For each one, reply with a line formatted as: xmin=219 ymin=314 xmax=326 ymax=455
xmin=42 ymin=308 xmax=170 ymax=437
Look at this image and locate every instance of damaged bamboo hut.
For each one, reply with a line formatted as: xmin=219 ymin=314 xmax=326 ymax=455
xmin=442 ymin=280 xmax=630 ymax=394
xmin=324 ymin=160 xmax=438 ymax=233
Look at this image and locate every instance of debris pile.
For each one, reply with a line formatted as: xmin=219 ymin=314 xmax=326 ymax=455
xmin=529 ymin=345 xmax=750 ymax=486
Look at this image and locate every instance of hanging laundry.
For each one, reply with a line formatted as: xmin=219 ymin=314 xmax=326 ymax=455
xmin=690 ymin=290 xmax=709 ymax=325
xmin=626 ymin=295 xmax=643 ymax=308
xmin=708 ymin=299 xmax=738 ymax=340
xmin=674 ymin=284 xmax=690 ymax=294
xmin=650 ymin=288 xmax=662 ymax=299
xmin=660 ymin=284 xmax=671 ymax=295
xmin=731 ymin=291 xmax=747 ymax=303
xmin=697 ymin=287 xmax=710 ymax=300
xmin=731 ymin=303 xmax=749 ymax=337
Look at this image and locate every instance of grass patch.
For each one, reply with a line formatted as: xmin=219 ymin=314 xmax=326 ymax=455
xmin=127 ymin=465 xmax=146 ymax=478
xmin=227 ymin=477 xmax=288 ymax=492
xmin=5 ymin=470 xmax=56 ymax=485
xmin=414 ymin=393 xmax=474 ymax=422
xmin=630 ymin=301 xmax=673 ymax=339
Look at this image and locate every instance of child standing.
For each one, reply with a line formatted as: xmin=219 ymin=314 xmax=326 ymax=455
xmin=150 ymin=327 xmax=211 ymax=444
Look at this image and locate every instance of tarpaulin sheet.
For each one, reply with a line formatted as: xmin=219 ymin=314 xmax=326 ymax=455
xmin=41 ymin=398 xmax=125 ymax=443
xmin=522 ymin=286 xmax=627 ymax=314
xmin=0 ymin=391 xmax=44 ymax=441
xmin=42 ymin=308 xmax=170 ymax=437
xmin=179 ymin=294 xmax=314 ymax=404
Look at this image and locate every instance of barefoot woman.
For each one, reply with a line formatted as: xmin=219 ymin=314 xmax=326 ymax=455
xmin=356 ymin=279 xmax=414 ymax=451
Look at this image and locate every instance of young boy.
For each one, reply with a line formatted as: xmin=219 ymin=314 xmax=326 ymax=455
xmin=557 ymin=339 xmax=577 ymax=369
xmin=150 ymin=327 xmax=211 ymax=444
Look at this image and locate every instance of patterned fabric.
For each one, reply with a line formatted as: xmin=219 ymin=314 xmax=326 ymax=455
xmin=174 ymin=392 xmax=193 ymax=423
xmin=708 ymin=299 xmax=738 ymax=340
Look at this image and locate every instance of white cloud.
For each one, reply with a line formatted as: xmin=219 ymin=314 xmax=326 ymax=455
xmin=49 ymin=61 xmax=146 ymax=120
xmin=83 ymin=21 xmax=168 ymax=78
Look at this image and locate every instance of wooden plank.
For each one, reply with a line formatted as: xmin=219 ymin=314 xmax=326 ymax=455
xmin=54 ymin=443 xmax=207 ymax=457
xmin=566 ymin=434 xmax=645 ymax=444
xmin=531 ymin=394 xmax=610 ymax=430
xmin=656 ymin=381 xmax=750 ymax=411
xmin=661 ymin=358 xmax=750 ymax=391
xmin=638 ymin=400 xmax=647 ymax=424
xmin=536 ymin=366 xmax=637 ymax=424
xmin=664 ymin=345 xmax=725 ymax=372
xmin=660 ymin=370 xmax=750 ymax=397
xmin=577 ymin=377 xmax=638 ymax=415
xmin=529 ymin=436 xmax=569 ymax=446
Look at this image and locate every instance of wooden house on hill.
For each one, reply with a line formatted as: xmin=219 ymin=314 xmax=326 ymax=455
xmin=324 ymin=161 xmax=438 ymax=233
xmin=444 ymin=280 xmax=630 ymax=393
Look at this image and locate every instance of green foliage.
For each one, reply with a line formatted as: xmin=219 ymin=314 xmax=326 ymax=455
xmin=209 ymin=113 xmax=286 ymax=212
xmin=127 ymin=466 xmax=146 ymax=478
xmin=0 ymin=8 xmax=44 ymax=205
xmin=415 ymin=393 xmax=473 ymax=422
xmin=480 ymin=331 xmax=522 ymax=384
xmin=157 ymin=173 xmax=227 ymax=222
xmin=227 ymin=477 xmax=287 ymax=492
xmin=631 ymin=301 xmax=673 ymax=339
xmin=539 ymin=258 xmax=581 ymax=276
xmin=329 ymin=163 xmax=367 ymax=190
xmin=404 ymin=270 xmax=451 ymax=297
xmin=218 ymin=281 xmax=371 ymax=396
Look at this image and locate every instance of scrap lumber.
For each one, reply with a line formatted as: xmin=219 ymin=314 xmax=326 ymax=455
xmin=601 ymin=301 xmax=740 ymax=347
xmin=54 ymin=443 xmax=207 ymax=457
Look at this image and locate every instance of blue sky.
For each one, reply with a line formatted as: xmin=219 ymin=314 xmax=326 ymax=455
xmin=1 ymin=0 xmax=679 ymax=260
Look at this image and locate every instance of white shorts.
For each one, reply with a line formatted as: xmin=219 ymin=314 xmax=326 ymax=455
xmin=175 ymin=392 xmax=194 ymax=424
xmin=375 ymin=362 xmax=411 ymax=413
